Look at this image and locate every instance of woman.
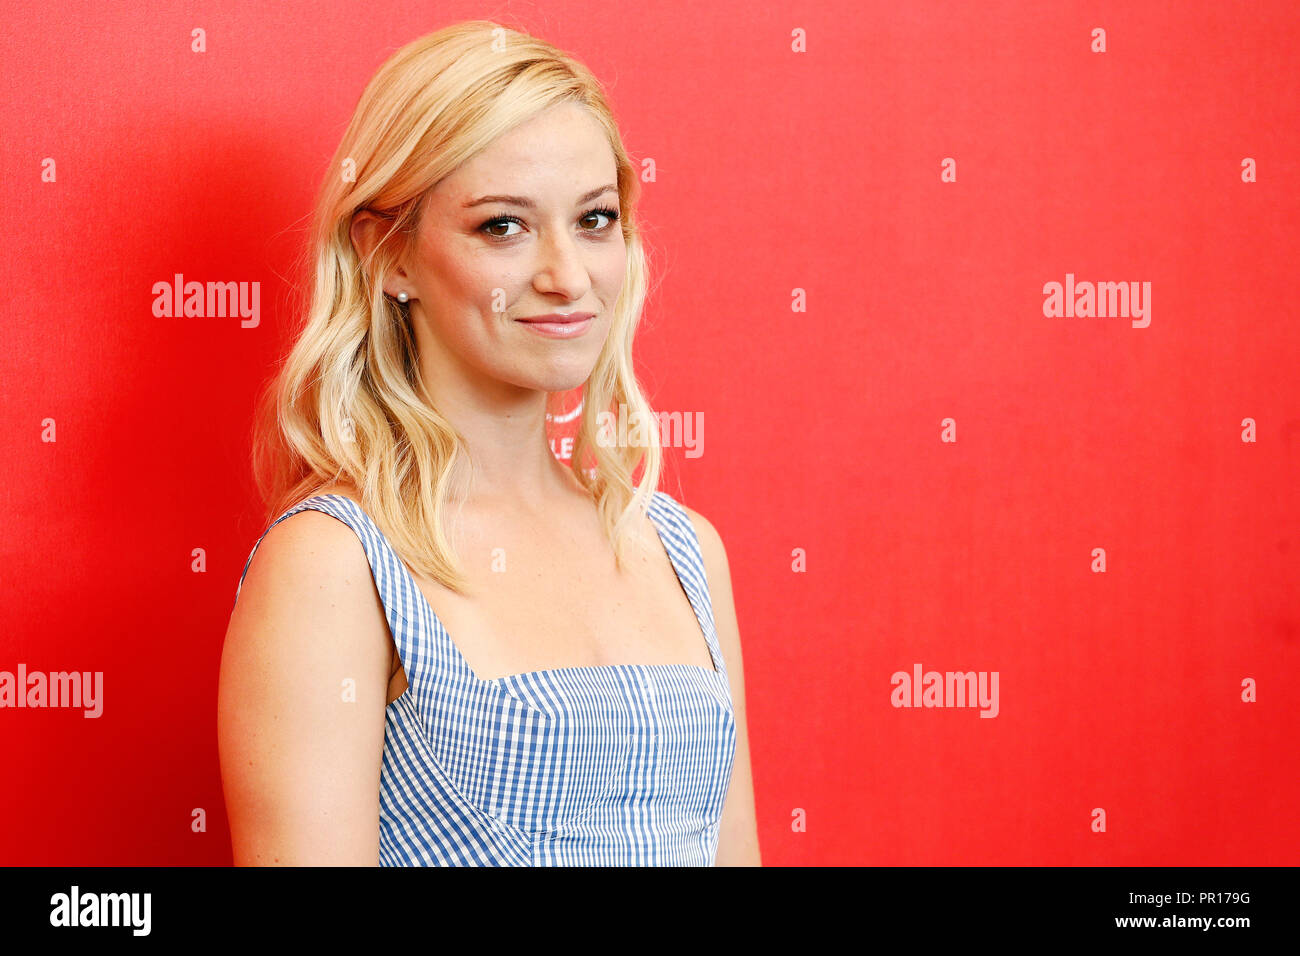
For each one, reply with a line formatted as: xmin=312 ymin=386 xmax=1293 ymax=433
xmin=218 ymin=20 xmax=759 ymax=866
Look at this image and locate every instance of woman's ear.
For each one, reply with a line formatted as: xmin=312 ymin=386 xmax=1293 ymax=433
xmin=350 ymin=210 xmax=408 ymax=295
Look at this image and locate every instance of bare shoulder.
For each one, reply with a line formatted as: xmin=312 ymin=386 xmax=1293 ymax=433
xmin=235 ymin=480 xmax=370 ymax=606
xmin=219 ymin=501 xmax=392 ymax=865
xmin=224 ymin=502 xmax=392 ymax=700
xmin=224 ymin=499 xmax=393 ymax=716
xmin=235 ymin=506 xmax=373 ymax=614
xmin=680 ymin=504 xmax=730 ymax=590
xmin=679 ymin=504 xmax=739 ymax=659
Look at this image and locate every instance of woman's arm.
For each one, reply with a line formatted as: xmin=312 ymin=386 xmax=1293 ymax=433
xmin=217 ymin=511 xmax=393 ymax=865
xmin=684 ymin=506 xmax=761 ymax=866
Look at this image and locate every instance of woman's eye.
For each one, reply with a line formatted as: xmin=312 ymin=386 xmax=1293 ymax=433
xmin=580 ymin=210 xmax=614 ymax=230
xmin=482 ymin=217 xmax=523 ymax=238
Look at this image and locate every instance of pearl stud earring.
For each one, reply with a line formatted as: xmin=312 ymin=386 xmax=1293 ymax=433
xmin=396 ymin=291 xmax=409 ymax=303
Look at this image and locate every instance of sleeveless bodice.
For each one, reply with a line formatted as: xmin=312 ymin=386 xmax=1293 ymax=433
xmin=233 ymin=490 xmax=737 ymax=865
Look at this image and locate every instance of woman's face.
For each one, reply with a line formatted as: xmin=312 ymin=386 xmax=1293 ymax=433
xmin=395 ymin=102 xmax=626 ymax=398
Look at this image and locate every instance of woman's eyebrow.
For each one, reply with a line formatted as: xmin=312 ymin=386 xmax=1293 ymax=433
xmin=461 ymin=184 xmax=617 ymax=210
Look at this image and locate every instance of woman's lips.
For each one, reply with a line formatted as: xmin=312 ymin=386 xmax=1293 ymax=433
xmin=515 ymin=312 xmax=595 ymax=338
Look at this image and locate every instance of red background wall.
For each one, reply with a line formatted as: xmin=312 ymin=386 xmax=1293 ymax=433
xmin=1 ymin=0 xmax=1296 ymax=865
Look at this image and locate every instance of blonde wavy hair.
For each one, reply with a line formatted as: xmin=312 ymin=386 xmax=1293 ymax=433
xmin=251 ymin=20 xmax=663 ymax=594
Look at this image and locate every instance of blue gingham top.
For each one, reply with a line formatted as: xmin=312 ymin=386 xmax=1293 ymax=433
xmin=234 ymin=490 xmax=737 ymax=866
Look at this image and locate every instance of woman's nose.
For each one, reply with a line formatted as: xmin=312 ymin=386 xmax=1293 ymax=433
xmin=532 ymin=233 xmax=591 ymax=300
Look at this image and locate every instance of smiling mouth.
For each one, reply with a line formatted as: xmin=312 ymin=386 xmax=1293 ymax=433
xmin=515 ymin=311 xmax=596 ymax=324
xmin=514 ymin=313 xmax=595 ymax=338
